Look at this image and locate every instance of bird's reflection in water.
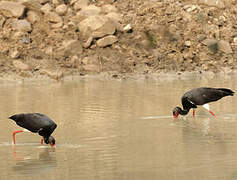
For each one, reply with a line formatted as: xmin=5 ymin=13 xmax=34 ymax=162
xmin=12 ymin=147 xmax=57 ymax=175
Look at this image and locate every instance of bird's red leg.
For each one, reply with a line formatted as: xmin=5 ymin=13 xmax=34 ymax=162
xmin=193 ymin=109 xmax=195 ymax=118
xmin=12 ymin=130 xmax=24 ymax=145
xmin=209 ymin=110 xmax=216 ymax=117
xmin=41 ymin=138 xmax=43 ymax=145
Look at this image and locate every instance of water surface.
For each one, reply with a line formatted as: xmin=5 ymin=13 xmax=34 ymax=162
xmin=1 ymin=75 xmax=237 ymax=180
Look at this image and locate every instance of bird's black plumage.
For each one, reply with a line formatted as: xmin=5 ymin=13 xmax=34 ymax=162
xmin=173 ymin=87 xmax=234 ymax=118
xmin=9 ymin=113 xmax=57 ymax=144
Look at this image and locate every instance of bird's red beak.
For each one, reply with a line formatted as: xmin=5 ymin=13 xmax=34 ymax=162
xmin=173 ymin=112 xmax=178 ymax=119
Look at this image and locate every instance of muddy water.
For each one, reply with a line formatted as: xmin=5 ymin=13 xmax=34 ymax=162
xmin=1 ymin=75 xmax=237 ymax=180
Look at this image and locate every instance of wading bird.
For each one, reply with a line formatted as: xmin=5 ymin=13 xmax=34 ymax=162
xmin=9 ymin=113 xmax=57 ymax=146
xmin=172 ymin=87 xmax=234 ymax=119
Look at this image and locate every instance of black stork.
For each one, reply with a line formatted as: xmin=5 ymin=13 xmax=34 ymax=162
xmin=9 ymin=113 xmax=57 ymax=146
xmin=172 ymin=87 xmax=234 ymax=119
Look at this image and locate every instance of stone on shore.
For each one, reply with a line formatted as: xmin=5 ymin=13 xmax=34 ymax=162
xmin=0 ymin=1 xmax=25 ymax=18
xmin=12 ymin=19 xmax=32 ymax=32
xmin=96 ymin=35 xmax=118 ymax=47
xmin=79 ymin=15 xmax=116 ymax=38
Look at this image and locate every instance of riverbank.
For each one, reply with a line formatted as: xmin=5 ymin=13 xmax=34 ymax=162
xmin=0 ymin=0 xmax=236 ymax=80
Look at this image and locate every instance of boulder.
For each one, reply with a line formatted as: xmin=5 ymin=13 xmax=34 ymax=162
xmin=96 ymin=35 xmax=118 ymax=47
xmin=73 ymin=0 xmax=88 ymax=10
xmin=83 ymin=36 xmax=93 ymax=48
xmin=79 ymin=15 xmax=116 ymax=38
xmin=27 ymin=10 xmax=40 ymax=23
xmin=22 ymin=0 xmax=42 ymax=12
xmin=0 ymin=1 xmax=25 ymax=18
xmin=41 ymin=3 xmax=53 ymax=13
xmin=202 ymin=38 xmax=217 ymax=46
xmin=12 ymin=19 xmax=32 ymax=32
xmin=46 ymin=12 xmax=63 ymax=23
xmin=55 ymin=4 xmax=68 ymax=15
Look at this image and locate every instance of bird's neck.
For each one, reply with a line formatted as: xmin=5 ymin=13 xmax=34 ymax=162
xmin=178 ymin=108 xmax=190 ymax=115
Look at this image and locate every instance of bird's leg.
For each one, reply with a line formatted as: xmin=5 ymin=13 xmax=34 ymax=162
xmin=209 ymin=110 xmax=216 ymax=117
xmin=193 ymin=109 xmax=195 ymax=118
xmin=12 ymin=130 xmax=24 ymax=145
xmin=202 ymin=104 xmax=216 ymax=117
xmin=41 ymin=138 xmax=44 ymax=145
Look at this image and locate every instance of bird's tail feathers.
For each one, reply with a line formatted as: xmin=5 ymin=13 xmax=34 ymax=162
xmin=217 ymin=88 xmax=234 ymax=96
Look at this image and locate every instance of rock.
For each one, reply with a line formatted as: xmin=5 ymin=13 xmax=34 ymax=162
xmin=22 ymin=0 xmax=42 ymax=12
xmin=70 ymin=55 xmax=79 ymax=67
xmin=19 ymin=36 xmax=32 ymax=44
xmin=27 ymin=10 xmax=40 ymax=23
xmin=12 ymin=19 xmax=32 ymax=32
xmin=96 ymin=35 xmax=118 ymax=47
xmin=73 ymin=0 xmax=88 ymax=10
xmin=13 ymin=60 xmax=29 ymax=70
xmin=183 ymin=5 xmax=197 ymax=12
xmin=184 ymin=40 xmax=191 ymax=47
xmin=41 ymin=69 xmax=64 ymax=80
xmin=52 ymin=0 xmax=64 ymax=5
xmin=202 ymin=38 xmax=218 ymax=46
xmin=199 ymin=52 xmax=209 ymax=61
xmin=0 ymin=15 xmax=6 ymax=28
xmin=0 ymin=1 xmax=25 ymax=18
xmin=41 ymin=3 xmax=53 ymax=13
xmin=45 ymin=46 xmax=53 ymax=55
xmin=58 ymin=40 xmax=83 ymax=57
xmin=218 ymin=40 xmax=233 ymax=54
xmin=55 ymin=4 xmax=67 ymax=15
xmin=83 ymin=36 xmax=93 ymax=48
xmin=199 ymin=0 xmax=225 ymax=8
xmin=46 ymin=12 xmax=63 ymax=23
xmin=202 ymin=38 xmax=218 ymax=53
xmin=233 ymin=37 xmax=237 ymax=45
xmin=51 ymin=22 xmax=63 ymax=28
xmin=181 ymin=11 xmax=192 ymax=22
xmin=70 ymin=0 xmax=78 ymax=5
xmin=83 ymin=64 xmax=100 ymax=72
xmin=102 ymin=4 xmax=118 ymax=14
xmin=105 ymin=12 xmax=122 ymax=23
xmin=79 ymin=5 xmax=101 ymax=16
xmin=39 ymin=0 xmax=49 ymax=4
xmin=197 ymin=34 xmax=207 ymax=42
xmin=123 ymin=24 xmax=132 ymax=33
xmin=79 ymin=15 xmax=116 ymax=38
xmin=10 ymin=49 xmax=20 ymax=59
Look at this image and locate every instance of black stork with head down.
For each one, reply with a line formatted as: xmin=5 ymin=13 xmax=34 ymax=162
xmin=9 ymin=113 xmax=57 ymax=146
xmin=172 ymin=87 xmax=234 ymax=119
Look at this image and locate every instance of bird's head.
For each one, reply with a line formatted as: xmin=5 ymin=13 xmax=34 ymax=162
xmin=172 ymin=107 xmax=181 ymax=119
xmin=44 ymin=136 xmax=56 ymax=146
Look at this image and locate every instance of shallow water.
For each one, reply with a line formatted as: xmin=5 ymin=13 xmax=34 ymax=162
xmin=1 ymin=75 xmax=237 ymax=180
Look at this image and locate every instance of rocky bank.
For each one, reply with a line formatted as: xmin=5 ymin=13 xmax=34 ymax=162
xmin=0 ymin=0 xmax=236 ymax=80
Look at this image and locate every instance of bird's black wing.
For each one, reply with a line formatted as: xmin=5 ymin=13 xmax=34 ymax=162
xmin=184 ymin=87 xmax=233 ymax=106
xmin=12 ymin=113 xmax=44 ymax=133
